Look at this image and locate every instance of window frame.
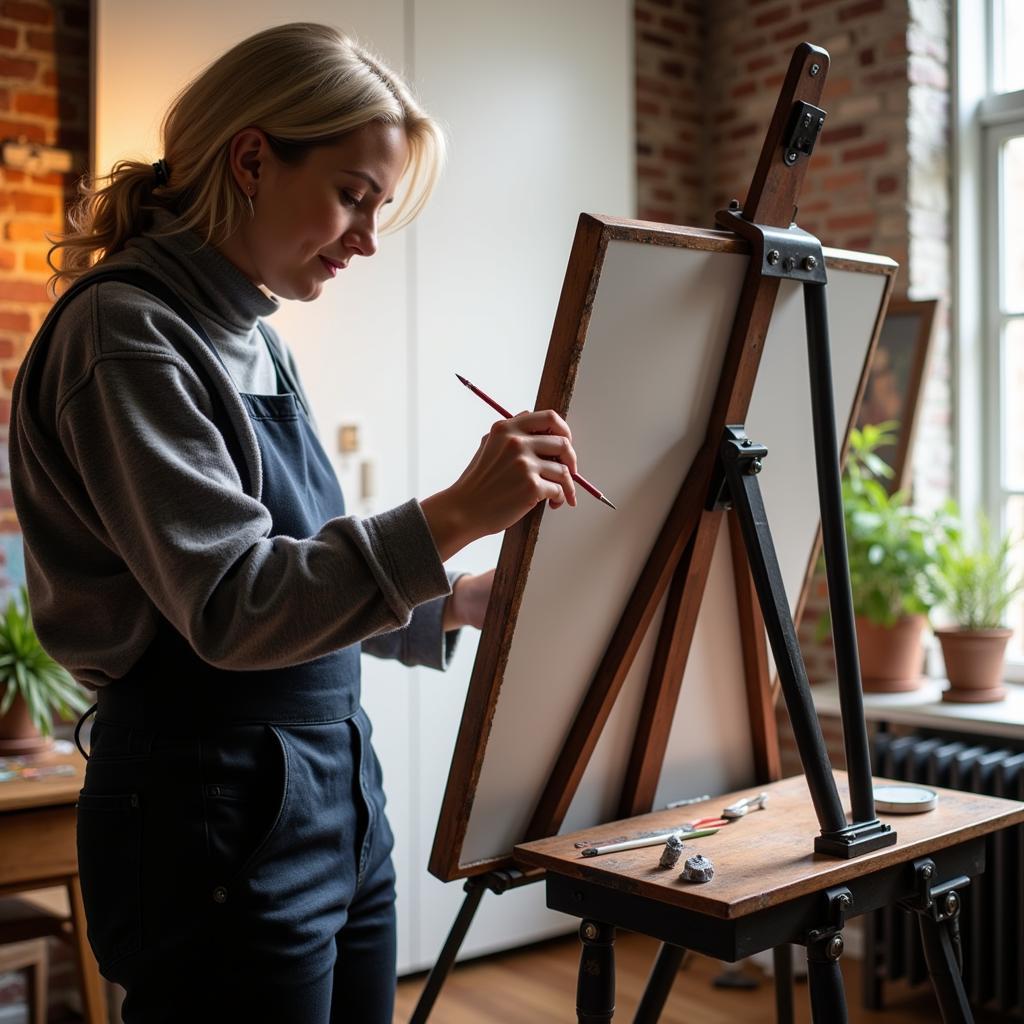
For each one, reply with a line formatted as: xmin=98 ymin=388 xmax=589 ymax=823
xmin=975 ymin=2 xmax=1024 ymax=678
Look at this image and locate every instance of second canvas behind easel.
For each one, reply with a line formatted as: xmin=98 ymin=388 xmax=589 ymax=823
xmin=431 ymin=215 xmax=896 ymax=881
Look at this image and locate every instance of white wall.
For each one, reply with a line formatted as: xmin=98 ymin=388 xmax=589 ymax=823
xmin=408 ymin=0 xmax=633 ymax=968
xmin=95 ymin=0 xmax=632 ymax=973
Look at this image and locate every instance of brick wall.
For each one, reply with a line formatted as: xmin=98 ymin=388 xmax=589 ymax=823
xmin=0 ymin=1 xmax=90 ymax=1016
xmin=635 ymin=0 xmax=705 ymax=225
xmin=0 ymin=0 xmax=88 ymax=608
xmin=635 ymin=0 xmax=951 ymax=303
xmin=706 ymin=0 xmax=915 ymax=258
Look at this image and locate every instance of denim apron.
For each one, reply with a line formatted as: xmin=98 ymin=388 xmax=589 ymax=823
xmin=48 ymin=269 xmax=396 ymax=1020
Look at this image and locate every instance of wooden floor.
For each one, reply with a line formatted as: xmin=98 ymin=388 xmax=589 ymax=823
xmin=395 ymin=930 xmax=1010 ymax=1023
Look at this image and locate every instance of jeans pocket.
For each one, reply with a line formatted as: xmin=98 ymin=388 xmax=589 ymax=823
xmin=75 ymin=791 xmax=143 ymax=970
xmin=205 ymin=725 xmax=289 ymax=884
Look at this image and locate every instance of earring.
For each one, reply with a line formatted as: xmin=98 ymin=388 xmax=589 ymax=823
xmin=246 ymin=186 xmax=255 ymax=219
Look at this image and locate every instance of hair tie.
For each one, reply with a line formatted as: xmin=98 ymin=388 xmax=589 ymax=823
xmin=152 ymin=158 xmax=170 ymax=187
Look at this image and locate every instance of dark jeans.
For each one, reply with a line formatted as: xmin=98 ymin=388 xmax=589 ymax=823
xmin=76 ymin=711 xmax=397 ymax=1023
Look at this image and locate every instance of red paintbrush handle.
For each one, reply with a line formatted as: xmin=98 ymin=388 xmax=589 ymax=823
xmin=456 ymin=373 xmax=616 ymax=509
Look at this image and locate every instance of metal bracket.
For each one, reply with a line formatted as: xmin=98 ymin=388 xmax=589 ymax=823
xmin=716 ymin=207 xmax=828 ymax=284
xmin=898 ymin=857 xmax=971 ymax=978
xmin=782 ymin=100 xmax=827 ymax=166
xmin=806 ymin=885 xmax=854 ymax=961
xmin=464 ymin=867 xmax=541 ymax=896
xmin=899 ymin=858 xmax=970 ymax=924
xmin=814 ymin=815 xmax=894 ymax=859
xmin=707 ymin=425 xmax=767 ymax=512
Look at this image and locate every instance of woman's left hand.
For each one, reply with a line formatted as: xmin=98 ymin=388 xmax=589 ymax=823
xmin=443 ymin=569 xmax=495 ymax=630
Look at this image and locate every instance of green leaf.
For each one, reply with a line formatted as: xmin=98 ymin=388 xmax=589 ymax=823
xmin=0 ymin=588 xmax=83 ymax=734
xmin=927 ymin=508 xmax=1024 ymax=627
xmin=863 ymin=452 xmax=894 ymax=480
xmin=21 ymin=673 xmax=50 ymax=736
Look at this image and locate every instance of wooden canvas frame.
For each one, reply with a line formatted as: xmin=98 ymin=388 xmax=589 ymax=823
xmin=429 ymin=43 xmax=897 ymax=883
xmin=855 ymin=297 xmax=939 ymax=493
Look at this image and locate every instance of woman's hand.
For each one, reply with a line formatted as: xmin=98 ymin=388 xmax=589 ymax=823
xmin=421 ymin=410 xmax=578 ymax=560
xmin=443 ymin=569 xmax=495 ymax=630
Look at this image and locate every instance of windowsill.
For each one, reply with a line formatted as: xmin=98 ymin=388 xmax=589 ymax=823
xmin=810 ymin=677 xmax=1024 ymax=741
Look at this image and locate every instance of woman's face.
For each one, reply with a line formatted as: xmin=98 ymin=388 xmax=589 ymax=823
xmin=222 ymin=122 xmax=410 ymax=301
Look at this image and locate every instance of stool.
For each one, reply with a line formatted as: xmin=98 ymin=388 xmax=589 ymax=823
xmin=0 ymin=890 xmax=75 ymax=1022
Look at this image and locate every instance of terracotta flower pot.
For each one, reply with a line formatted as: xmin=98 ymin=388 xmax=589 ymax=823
xmin=854 ymin=614 xmax=927 ymax=692
xmin=0 ymin=686 xmax=54 ymax=755
xmin=933 ymin=627 xmax=1011 ymax=703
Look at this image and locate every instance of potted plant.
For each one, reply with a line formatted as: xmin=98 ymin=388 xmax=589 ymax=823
xmin=930 ymin=512 xmax=1024 ymax=702
xmin=838 ymin=422 xmax=948 ymax=691
xmin=0 ymin=586 xmax=90 ymax=754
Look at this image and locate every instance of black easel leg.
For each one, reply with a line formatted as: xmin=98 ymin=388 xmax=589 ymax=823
xmin=861 ymin=910 xmax=884 ymax=1010
xmin=410 ymin=882 xmax=485 ymax=1024
xmin=802 ymin=280 xmax=876 ymax=824
xmin=915 ymin=905 xmax=973 ymax=1023
xmin=632 ymin=943 xmax=685 ymax=1024
xmin=719 ymin=443 xmax=846 ymax=836
xmin=718 ymin=428 xmax=895 ymax=857
xmin=806 ymin=933 xmax=849 ymax=1024
xmin=577 ymin=920 xmax=616 ymax=1024
xmin=773 ymin=945 xmax=794 ymax=1024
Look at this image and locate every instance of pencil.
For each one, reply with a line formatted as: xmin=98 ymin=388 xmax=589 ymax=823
xmin=455 ymin=374 xmax=616 ymax=510
xmin=579 ymin=827 xmax=719 ymax=858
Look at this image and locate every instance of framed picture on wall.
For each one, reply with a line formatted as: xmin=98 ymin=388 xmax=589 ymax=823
xmin=855 ymin=297 xmax=939 ymax=493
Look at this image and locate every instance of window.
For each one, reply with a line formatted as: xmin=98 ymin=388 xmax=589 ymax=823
xmin=981 ymin=0 xmax=1024 ymax=673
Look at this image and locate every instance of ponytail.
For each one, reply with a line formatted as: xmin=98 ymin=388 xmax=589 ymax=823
xmin=48 ymin=160 xmax=171 ymax=292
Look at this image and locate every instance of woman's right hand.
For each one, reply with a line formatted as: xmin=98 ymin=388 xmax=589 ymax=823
xmin=420 ymin=410 xmax=579 ymax=561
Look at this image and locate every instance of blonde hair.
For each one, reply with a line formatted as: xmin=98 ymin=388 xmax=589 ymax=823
xmin=49 ymin=22 xmax=445 ymax=289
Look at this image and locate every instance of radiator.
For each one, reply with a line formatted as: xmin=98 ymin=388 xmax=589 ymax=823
xmin=863 ymin=730 xmax=1024 ymax=1016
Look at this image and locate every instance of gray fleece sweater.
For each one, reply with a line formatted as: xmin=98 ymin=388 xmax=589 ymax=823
xmin=11 ymin=211 xmax=459 ymax=691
